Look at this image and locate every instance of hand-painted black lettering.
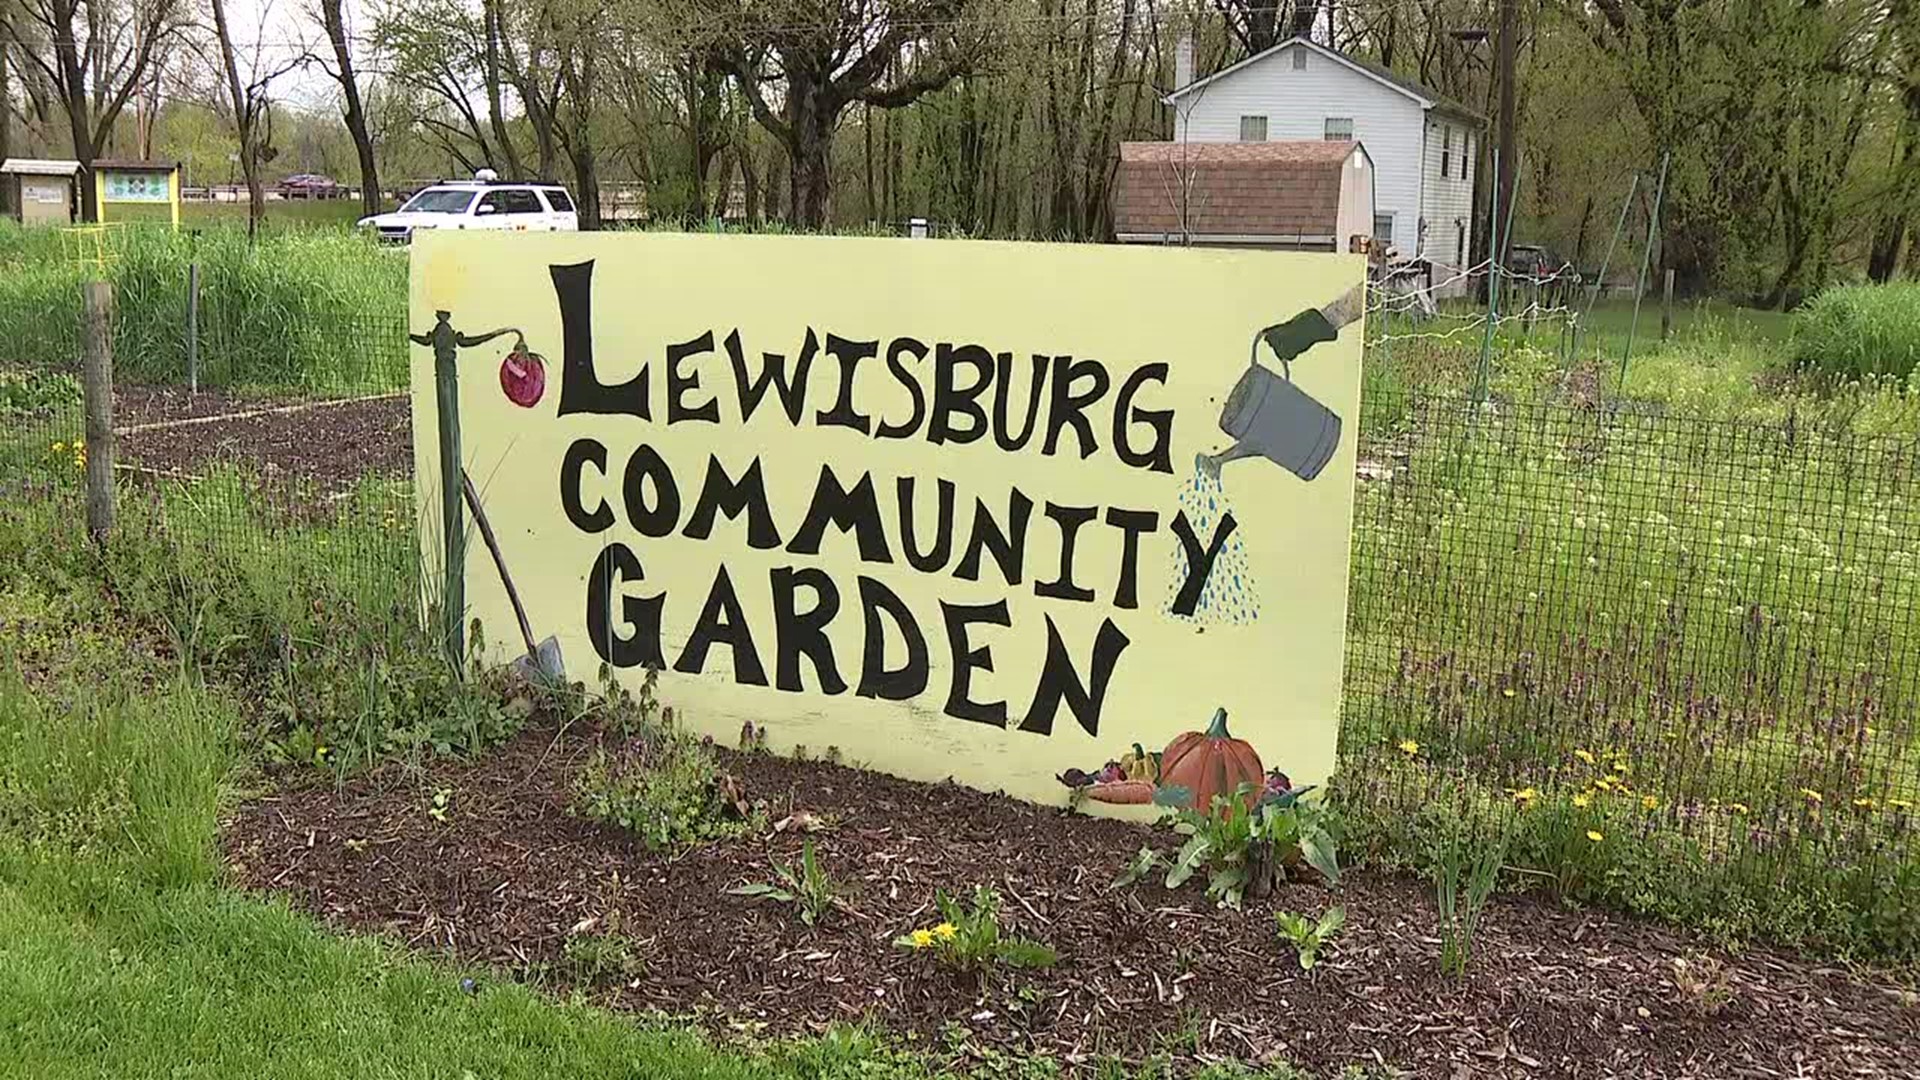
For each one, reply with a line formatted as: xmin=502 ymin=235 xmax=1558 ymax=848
xmin=941 ymin=600 xmax=1011 ymax=726
xmin=771 ymin=566 xmax=847 ymax=694
xmin=561 ymin=438 xmax=615 ymax=533
xmin=673 ymin=566 xmax=768 ymax=685
xmin=954 ymin=489 xmax=1033 ymax=585
xmin=1170 ymin=510 xmax=1237 ymax=616
xmin=929 ymin=342 xmax=993 ymax=445
xmin=1034 ymin=502 xmax=1098 ymax=602
xmin=666 ymin=330 xmax=720 ymax=424
xmin=855 ymin=576 xmax=929 ymax=700
xmin=1114 ymin=362 xmax=1174 ymax=474
xmin=726 ymin=327 xmax=814 ymax=425
xmin=816 ymin=334 xmax=878 ymax=433
xmin=683 ymin=456 xmax=782 ymax=549
xmin=787 ymin=465 xmax=894 ymax=564
xmin=552 ymin=261 xmax=649 ymax=419
xmin=1019 ymin=615 xmax=1129 ymax=737
xmin=1042 ymin=355 xmax=1111 ymax=460
xmin=1102 ymin=507 xmax=1159 ymax=610
xmin=896 ymin=475 xmax=955 ymax=573
xmin=586 ymin=543 xmax=664 ymax=668
xmin=992 ymin=353 xmax=1049 ymax=452
xmin=620 ymin=444 xmax=681 ymax=537
xmin=876 ymin=337 xmax=928 ymax=440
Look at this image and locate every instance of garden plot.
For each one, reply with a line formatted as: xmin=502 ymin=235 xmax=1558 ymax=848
xmin=223 ymin=719 xmax=1918 ymax=1080
xmin=113 ymin=385 xmax=410 ymax=496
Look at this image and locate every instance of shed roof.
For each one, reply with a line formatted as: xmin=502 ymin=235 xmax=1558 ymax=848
xmin=1112 ymin=140 xmax=1368 ymax=241
xmin=92 ymin=159 xmax=182 ymax=172
xmin=1 ymin=158 xmax=83 ymax=176
xmin=1167 ymin=36 xmax=1484 ymax=125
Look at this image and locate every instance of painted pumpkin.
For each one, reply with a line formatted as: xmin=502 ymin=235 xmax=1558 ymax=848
xmin=1160 ymin=708 xmax=1264 ymax=812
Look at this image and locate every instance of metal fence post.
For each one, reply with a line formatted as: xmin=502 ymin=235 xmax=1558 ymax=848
xmin=187 ymin=261 xmax=200 ymax=392
xmin=1619 ymin=152 xmax=1670 ymax=390
xmin=82 ymin=281 xmax=116 ymax=541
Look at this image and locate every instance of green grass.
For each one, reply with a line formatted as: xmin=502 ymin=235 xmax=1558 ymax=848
xmin=1793 ymin=282 xmax=1920 ymax=384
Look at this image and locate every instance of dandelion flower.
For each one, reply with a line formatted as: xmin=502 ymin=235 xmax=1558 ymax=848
xmin=1800 ymin=788 xmax=1823 ymax=804
xmin=52 ymin=441 xmax=65 ymax=452
xmin=1586 ymin=830 xmax=1605 ymax=843
xmin=1501 ymin=688 xmax=1516 ymax=699
xmin=1853 ymin=798 xmax=1877 ymax=810
xmin=1642 ymin=795 xmax=1659 ymax=811
xmin=1509 ymin=786 xmax=1539 ymax=807
xmin=1612 ymin=759 xmax=1629 ymax=773
xmin=932 ymin=922 xmax=957 ymax=941
xmin=1727 ymin=802 xmax=1750 ymax=815
xmin=908 ymin=929 xmax=934 ymax=948
xmin=1890 ymin=799 xmax=1915 ymax=811
xmin=1397 ymin=739 xmax=1421 ymax=756
xmin=1573 ymin=794 xmax=1592 ymax=809
xmin=1575 ymin=749 xmax=1596 ymax=766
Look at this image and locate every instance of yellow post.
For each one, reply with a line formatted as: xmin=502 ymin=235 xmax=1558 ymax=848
xmin=168 ymin=167 xmax=181 ymax=230
xmin=93 ymin=169 xmax=106 ymax=225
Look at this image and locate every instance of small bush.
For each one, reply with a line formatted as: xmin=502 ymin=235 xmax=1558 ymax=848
xmin=572 ymin=680 xmax=760 ymax=852
xmin=1792 ymin=282 xmax=1920 ymax=383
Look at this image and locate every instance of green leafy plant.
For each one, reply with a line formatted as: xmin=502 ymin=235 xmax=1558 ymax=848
xmin=1119 ymin=783 xmax=1340 ymax=908
xmin=571 ymin=718 xmax=760 ymax=853
xmin=426 ymin=786 xmax=452 ymax=824
xmin=894 ymin=887 xmax=1056 ymax=971
xmin=1274 ymin=906 xmax=1347 ymax=970
xmin=727 ymin=840 xmax=841 ymax=926
xmin=1436 ymin=824 xmax=1509 ymax=978
xmin=560 ymin=917 xmax=644 ymax=984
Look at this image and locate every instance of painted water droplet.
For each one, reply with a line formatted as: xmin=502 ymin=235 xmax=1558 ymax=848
xmin=1165 ymin=462 xmax=1260 ymax=626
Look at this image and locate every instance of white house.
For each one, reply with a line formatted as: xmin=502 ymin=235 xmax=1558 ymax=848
xmin=1166 ymin=35 xmax=1483 ymax=292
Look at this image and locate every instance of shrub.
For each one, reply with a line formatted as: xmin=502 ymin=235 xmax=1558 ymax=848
xmin=1792 ymin=282 xmax=1920 ymax=383
xmin=572 ymin=680 xmax=760 ymax=852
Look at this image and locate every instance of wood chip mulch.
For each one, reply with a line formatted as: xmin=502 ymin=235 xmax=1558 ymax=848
xmin=221 ymin=722 xmax=1918 ymax=1079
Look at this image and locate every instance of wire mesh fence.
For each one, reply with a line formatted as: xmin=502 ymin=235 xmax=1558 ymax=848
xmin=3 ymin=297 xmax=1917 ymax=952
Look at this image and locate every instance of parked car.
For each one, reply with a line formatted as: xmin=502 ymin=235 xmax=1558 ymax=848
xmin=278 ymin=173 xmax=343 ymax=200
xmin=1505 ymin=244 xmax=1580 ymax=286
xmin=357 ymin=171 xmax=579 ymax=243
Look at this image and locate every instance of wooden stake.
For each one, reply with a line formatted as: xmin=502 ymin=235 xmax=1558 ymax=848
xmin=82 ymin=281 xmax=116 ymax=541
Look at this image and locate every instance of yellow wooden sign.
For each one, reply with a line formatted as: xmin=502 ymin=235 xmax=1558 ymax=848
xmin=411 ymin=232 xmax=1365 ymax=812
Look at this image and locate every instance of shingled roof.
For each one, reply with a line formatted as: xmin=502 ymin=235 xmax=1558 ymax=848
xmin=1112 ymin=140 xmax=1367 ymax=241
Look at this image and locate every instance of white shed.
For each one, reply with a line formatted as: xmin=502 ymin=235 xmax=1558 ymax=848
xmin=1 ymin=158 xmax=82 ymax=227
xmin=1166 ymin=36 xmax=1484 ymax=294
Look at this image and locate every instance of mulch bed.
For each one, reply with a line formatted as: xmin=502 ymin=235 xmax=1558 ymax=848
xmin=113 ymin=385 xmax=410 ymax=497
xmin=222 ymin=722 xmax=1918 ymax=1079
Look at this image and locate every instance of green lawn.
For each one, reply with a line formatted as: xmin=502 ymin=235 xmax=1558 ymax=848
xmin=96 ymin=199 xmax=383 ymax=231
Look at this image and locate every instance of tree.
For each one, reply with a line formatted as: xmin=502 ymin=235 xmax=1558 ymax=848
xmin=1216 ymin=0 xmax=1320 ymax=57
xmin=15 ymin=0 xmax=184 ymax=219
xmin=207 ymin=0 xmax=303 ymax=238
xmin=314 ymin=0 xmax=381 ymax=217
xmin=677 ymin=0 xmax=987 ymax=226
xmin=2 ymin=0 xmax=14 ymax=216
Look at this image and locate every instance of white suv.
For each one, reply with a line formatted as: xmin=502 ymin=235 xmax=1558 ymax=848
xmin=359 ymin=172 xmax=579 ymax=243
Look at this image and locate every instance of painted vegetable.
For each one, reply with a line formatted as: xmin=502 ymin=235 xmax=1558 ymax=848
xmin=1083 ymin=780 xmax=1155 ymax=805
xmin=499 ymin=346 xmax=547 ymax=408
xmin=1159 ymin=707 xmax=1264 ymax=812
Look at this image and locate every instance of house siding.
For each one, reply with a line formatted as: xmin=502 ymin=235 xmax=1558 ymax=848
xmin=1420 ymin=115 xmax=1478 ymax=296
xmin=1173 ymin=42 xmax=1427 ymax=256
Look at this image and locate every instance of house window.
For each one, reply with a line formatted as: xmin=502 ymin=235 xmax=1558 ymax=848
xmin=1324 ymin=117 xmax=1354 ymax=141
xmin=1374 ymin=213 xmax=1394 ymax=246
xmin=1240 ymin=115 xmax=1269 ymax=142
xmin=1441 ymin=127 xmax=1451 ymax=178
xmin=1292 ymin=49 xmax=1308 ymax=70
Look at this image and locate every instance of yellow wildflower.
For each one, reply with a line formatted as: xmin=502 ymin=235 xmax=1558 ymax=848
xmin=1727 ymin=802 xmax=1750 ymax=815
xmin=1800 ymin=788 xmax=1823 ymax=804
xmin=52 ymin=441 xmax=65 ymax=453
xmin=1573 ymin=794 xmax=1592 ymax=809
xmin=1501 ymin=688 xmax=1515 ymax=699
xmin=1586 ymin=830 xmax=1605 ymax=843
xmin=1509 ymin=786 xmax=1539 ymax=807
xmin=908 ymin=929 xmax=934 ymax=948
xmin=932 ymin=922 xmax=957 ymax=941
xmin=1853 ymin=798 xmax=1877 ymax=810
xmin=1594 ymin=776 xmax=1614 ymax=791
xmin=1397 ymin=739 xmax=1420 ymax=756
xmin=1641 ymin=795 xmax=1659 ymax=811
xmin=1612 ymin=759 xmax=1630 ymax=774
xmin=1575 ymin=749 xmax=1596 ymax=766
xmin=1890 ymin=799 xmax=1915 ymax=811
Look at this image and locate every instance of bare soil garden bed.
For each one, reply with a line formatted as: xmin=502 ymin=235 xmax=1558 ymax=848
xmin=113 ymin=385 xmax=409 ymax=495
xmin=222 ymin=721 xmax=1917 ymax=1079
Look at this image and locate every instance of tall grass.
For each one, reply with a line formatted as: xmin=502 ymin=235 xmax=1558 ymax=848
xmin=0 ymin=222 xmax=406 ymax=391
xmin=1793 ymin=282 xmax=1920 ymax=384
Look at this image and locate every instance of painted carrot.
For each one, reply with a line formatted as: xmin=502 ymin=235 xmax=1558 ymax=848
xmin=1083 ymin=780 xmax=1155 ymax=805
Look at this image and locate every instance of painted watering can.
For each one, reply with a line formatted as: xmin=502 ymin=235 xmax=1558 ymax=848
xmin=1197 ymin=310 xmax=1345 ymax=484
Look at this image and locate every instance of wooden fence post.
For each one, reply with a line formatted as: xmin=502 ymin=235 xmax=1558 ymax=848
xmin=82 ymin=281 xmax=116 ymax=541
xmin=187 ymin=261 xmax=200 ymax=392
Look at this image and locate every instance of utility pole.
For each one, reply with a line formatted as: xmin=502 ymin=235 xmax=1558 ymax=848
xmin=1495 ymin=0 xmax=1517 ymax=270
